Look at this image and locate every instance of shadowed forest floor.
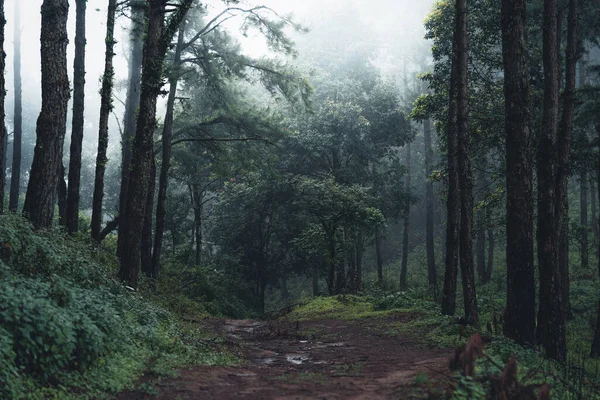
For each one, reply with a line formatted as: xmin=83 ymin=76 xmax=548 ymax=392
xmin=117 ymin=313 xmax=451 ymax=399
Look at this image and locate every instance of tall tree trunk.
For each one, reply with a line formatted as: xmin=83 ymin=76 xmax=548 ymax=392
xmin=141 ymin=158 xmax=156 ymax=278
xmin=312 ymin=264 xmax=319 ymax=296
xmin=192 ymin=184 xmax=203 ymax=266
xmin=590 ymin=177 xmax=598 ymax=244
xmin=455 ymin=0 xmax=478 ymax=324
xmin=441 ymin=14 xmax=461 ymax=317
xmin=23 ymin=0 xmax=70 ymax=229
xmin=581 ymin=171 xmax=589 ymax=271
xmin=536 ymin=0 xmax=567 ymax=362
xmin=486 ymin=224 xmax=494 ymax=282
xmin=152 ymin=21 xmax=186 ymax=276
xmin=327 ymin=231 xmax=335 ymax=295
xmin=355 ymin=230 xmax=364 ymax=291
xmin=9 ymin=0 xmax=21 ymax=213
xmin=598 ymin=123 xmax=600 ymax=280
xmin=66 ymin=0 xmax=86 ymax=233
xmin=91 ymin=0 xmax=117 ymax=241
xmin=557 ymin=0 xmax=579 ymax=324
xmin=424 ymin=119 xmax=438 ymax=295
xmin=501 ymin=0 xmax=536 ymax=345
xmin=400 ymin=142 xmax=411 ymax=291
xmin=375 ymin=227 xmax=384 ymax=285
xmin=592 ymin=297 xmax=600 ymax=357
xmin=57 ymin=163 xmax=67 ymax=225
xmin=117 ymin=0 xmax=145 ymax=255
xmin=280 ymin=277 xmax=290 ymax=300
xmin=476 ymin=173 xmax=486 ymax=282
xmin=0 ymin=0 xmax=4 ymax=215
xmin=118 ymin=0 xmax=192 ymax=288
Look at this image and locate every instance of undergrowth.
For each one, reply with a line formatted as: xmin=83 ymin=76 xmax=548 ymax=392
xmin=0 ymin=215 xmax=236 ymax=399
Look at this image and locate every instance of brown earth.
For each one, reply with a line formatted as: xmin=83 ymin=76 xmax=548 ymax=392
xmin=117 ymin=313 xmax=452 ymax=399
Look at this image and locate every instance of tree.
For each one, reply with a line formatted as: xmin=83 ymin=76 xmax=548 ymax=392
xmin=91 ymin=0 xmax=117 ymax=241
xmin=455 ymin=0 xmax=478 ymax=324
xmin=8 ymin=0 xmax=21 ymax=213
xmin=400 ymin=142 xmax=411 ymax=290
xmin=118 ymin=0 xmax=193 ymax=288
xmin=117 ymin=0 xmax=145 ymax=253
xmin=424 ymin=118 xmax=438 ymax=296
xmin=501 ymin=0 xmax=536 ymax=345
xmin=0 ymin=0 xmax=4 ymax=215
xmin=536 ymin=0 xmax=566 ymax=362
xmin=22 ymin=0 xmax=70 ymax=229
xmin=66 ymin=0 xmax=86 ymax=233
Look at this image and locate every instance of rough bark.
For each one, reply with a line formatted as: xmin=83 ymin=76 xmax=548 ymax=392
xmin=424 ymin=119 xmax=438 ymax=295
xmin=57 ymin=163 xmax=67 ymax=226
xmin=23 ymin=0 xmax=70 ymax=229
xmin=454 ymin=0 xmax=478 ymax=324
xmin=151 ymin=22 xmax=186 ymax=276
xmin=536 ymin=0 xmax=567 ymax=362
xmin=558 ymin=0 xmax=579 ymax=323
xmin=118 ymin=0 xmax=193 ymax=288
xmin=591 ymin=177 xmax=598 ymax=244
xmin=501 ymin=0 xmax=536 ymax=345
xmin=141 ymin=157 xmax=156 ymax=278
xmin=0 ymin=1 xmax=5 ymax=215
xmin=592 ymin=297 xmax=600 ymax=357
xmin=486 ymin=225 xmax=494 ymax=282
xmin=8 ymin=0 xmax=21 ymax=213
xmin=91 ymin=0 xmax=117 ymax=241
xmin=476 ymin=173 xmax=486 ymax=283
xmin=441 ymin=16 xmax=460 ymax=317
xmin=581 ymin=171 xmax=589 ymax=271
xmin=66 ymin=0 xmax=86 ymax=233
xmin=375 ymin=227 xmax=384 ymax=285
xmin=118 ymin=0 xmax=145 ymax=256
xmin=400 ymin=142 xmax=411 ymax=291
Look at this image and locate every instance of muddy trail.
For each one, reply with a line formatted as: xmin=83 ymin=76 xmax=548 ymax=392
xmin=118 ymin=313 xmax=451 ymax=399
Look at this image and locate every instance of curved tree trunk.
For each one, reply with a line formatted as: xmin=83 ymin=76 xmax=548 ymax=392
xmin=23 ymin=0 xmax=70 ymax=229
xmin=152 ymin=21 xmax=186 ymax=277
xmin=118 ymin=0 xmax=193 ymax=288
xmin=117 ymin=0 xmax=146 ymax=254
xmin=66 ymin=0 xmax=86 ymax=233
xmin=9 ymin=0 xmax=21 ymax=213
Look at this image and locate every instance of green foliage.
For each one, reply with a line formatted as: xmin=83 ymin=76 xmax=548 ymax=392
xmin=0 ymin=215 xmax=235 ymax=399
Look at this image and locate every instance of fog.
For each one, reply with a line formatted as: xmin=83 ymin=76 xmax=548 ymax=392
xmin=1 ymin=0 xmax=436 ymax=209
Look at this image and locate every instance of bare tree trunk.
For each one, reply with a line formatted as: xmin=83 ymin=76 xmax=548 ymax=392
xmin=152 ymin=21 xmax=186 ymax=277
xmin=455 ymin=0 xmax=478 ymax=324
xmin=592 ymin=297 xmax=600 ymax=357
xmin=375 ymin=227 xmax=384 ymax=285
xmin=441 ymin=20 xmax=460 ymax=317
xmin=91 ymin=0 xmax=117 ymax=241
xmin=23 ymin=0 xmax=70 ymax=229
xmin=57 ymin=163 xmax=67 ymax=226
xmin=192 ymin=184 xmax=203 ymax=266
xmin=536 ymin=0 xmax=567 ymax=362
xmin=66 ymin=0 xmax=86 ymax=233
xmin=581 ymin=171 xmax=589 ymax=271
xmin=9 ymin=0 xmax=21 ymax=213
xmin=590 ymin=177 xmax=598 ymax=244
xmin=118 ymin=0 xmax=192 ymax=288
xmin=486 ymin=224 xmax=494 ymax=282
xmin=312 ymin=264 xmax=319 ymax=296
xmin=501 ymin=0 xmax=536 ymax=345
xmin=117 ymin=0 xmax=145 ymax=255
xmin=476 ymin=173 xmax=486 ymax=282
xmin=400 ymin=142 xmax=411 ymax=291
xmin=0 ymin=0 xmax=4 ymax=215
xmin=141 ymin=157 xmax=156 ymax=278
xmin=424 ymin=119 xmax=438 ymax=295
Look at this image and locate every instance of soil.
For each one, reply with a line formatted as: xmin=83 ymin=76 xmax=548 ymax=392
xmin=117 ymin=313 xmax=451 ymax=399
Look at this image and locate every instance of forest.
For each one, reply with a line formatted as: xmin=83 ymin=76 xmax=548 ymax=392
xmin=0 ymin=0 xmax=600 ymax=398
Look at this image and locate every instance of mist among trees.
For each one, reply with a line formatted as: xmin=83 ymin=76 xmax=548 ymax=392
xmin=1 ymin=0 xmax=600 ymax=398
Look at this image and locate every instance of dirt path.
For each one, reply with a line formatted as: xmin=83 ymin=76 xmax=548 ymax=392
xmin=118 ymin=313 xmax=451 ymax=399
